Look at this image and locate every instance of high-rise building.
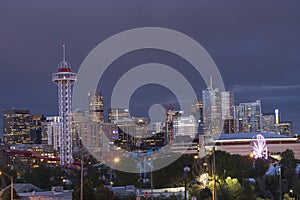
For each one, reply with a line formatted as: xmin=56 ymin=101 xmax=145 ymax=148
xmin=101 ymin=122 xmax=119 ymax=151
xmin=273 ymin=108 xmax=293 ymax=136
xmin=166 ymin=109 xmax=183 ymax=142
xmin=221 ymin=91 xmax=235 ymax=133
xmin=108 ymin=108 xmax=150 ymax=148
xmin=173 ymin=115 xmax=197 ymax=138
xmin=3 ymin=109 xmax=31 ymax=144
xmin=132 ymin=117 xmax=148 ymax=139
xmin=221 ymin=91 xmax=234 ymax=120
xmin=30 ymin=114 xmax=46 ymax=144
xmin=41 ymin=122 xmax=49 ymax=145
xmin=72 ymin=111 xmax=103 ymax=153
xmin=149 ymin=122 xmax=165 ymax=134
xmin=202 ymin=86 xmax=222 ymax=135
xmin=52 ymin=45 xmax=77 ymax=165
xmin=190 ymin=99 xmax=203 ymax=134
xmin=275 ymin=122 xmax=293 ymax=136
xmin=108 ymin=108 xmax=130 ymax=123
xmin=235 ymin=100 xmax=262 ymax=133
xmin=261 ymin=113 xmax=275 ymax=133
xmin=43 ymin=116 xmax=62 ymax=151
xmin=88 ymin=91 xmax=104 ymax=122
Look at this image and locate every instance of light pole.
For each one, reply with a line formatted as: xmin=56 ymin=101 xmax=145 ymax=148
xmin=0 ymin=171 xmax=13 ymax=200
xmin=242 ymin=170 xmax=245 ymax=190
xmin=147 ymin=160 xmax=154 ymax=200
xmin=80 ymin=151 xmax=83 ymax=200
xmin=151 ymin=167 xmax=153 ymax=200
xmin=278 ymin=166 xmax=282 ymax=200
xmin=289 ymin=190 xmax=296 ymax=200
xmin=212 ymin=147 xmax=217 ymax=200
xmin=183 ymin=166 xmax=190 ymax=200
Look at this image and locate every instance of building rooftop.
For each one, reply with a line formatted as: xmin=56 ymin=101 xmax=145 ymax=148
xmin=0 ymin=183 xmax=42 ymax=197
xmin=18 ymin=190 xmax=73 ymax=200
xmin=214 ymin=132 xmax=292 ymax=140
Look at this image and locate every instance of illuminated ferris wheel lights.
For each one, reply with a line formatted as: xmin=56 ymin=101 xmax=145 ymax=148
xmin=249 ymin=134 xmax=268 ymax=160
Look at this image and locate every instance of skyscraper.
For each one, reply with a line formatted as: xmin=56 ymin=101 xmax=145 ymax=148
xmin=30 ymin=114 xmax=46 ymax=144
xmin=132 ymin=117 xmax=148 ymax=139
xmin=3 ymin=109 xmax=31 ymax=144
xmin=190 ymin=99 xmax=203 ymax=135
xmin=88 ymin=91 xmax=104 ymax=122
xmin=221 ymin=91 xmax=235 ymax=133
xmin=173 ymin=115 xmax=197 ymax=138
xmin=236 ymin=100 xmax=262 ymax=133
xmin=202 ymin=87 xmax=222 ymax=135
xmin=108 ymin=108 xmax=130 ymax=123
xmin=261 ymin=113 xmax=275 ymax=133
xmin=166 ymin=109 xmax=183 ymax=142
xmin=52 ymin=45 xmax=77 ymax=165
xmin=72 ymin=110 xmax=103 ymax=152
xmin=108 ymin=108 xmax=143 ymax=147
xmin=44 ymin=116 xmax=62 ymax=150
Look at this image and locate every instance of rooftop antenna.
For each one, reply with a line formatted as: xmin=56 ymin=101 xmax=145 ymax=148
xmin=62 ymin=44 xmax=66 ymax=62
xmin=210 ymin=74 xmax=213 ymax=89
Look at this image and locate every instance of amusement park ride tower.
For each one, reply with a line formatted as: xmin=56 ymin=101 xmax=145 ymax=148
xmin=52 ymin=45 xmax=77 ymax=165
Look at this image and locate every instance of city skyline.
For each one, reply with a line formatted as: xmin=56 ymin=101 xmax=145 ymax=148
xmin=0 ymin=1 xmax=300 ymax=134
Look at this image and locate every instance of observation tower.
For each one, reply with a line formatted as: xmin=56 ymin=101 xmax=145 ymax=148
xmin=52 ymin=45 xmax=77 ymax=165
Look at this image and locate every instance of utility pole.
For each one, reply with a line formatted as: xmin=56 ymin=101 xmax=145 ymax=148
xmin=213 ymin=147 xmax=217 ymax=200
xmin=0 ymin=171 xmax=13 ymax=200
xmin=183 ymin=166 xmax=190 ymax=200
xmin=80 ymin=151 xmax=84 ymax=200
xmin=279 ymin=166 xmax=282 ymax=200
xmin=11 ymin=176 xmax=13 ymax=200
xmin=150 ymin=162 xmax=154 ymax=200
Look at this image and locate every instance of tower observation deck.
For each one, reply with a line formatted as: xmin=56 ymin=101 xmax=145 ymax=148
xmin=52 ymin=45 xmax=77 ymax=166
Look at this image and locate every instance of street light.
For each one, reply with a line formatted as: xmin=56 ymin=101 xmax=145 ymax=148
xmin=202 ymin=162 xmax=208 ymax=173
xmin=0 ymin=171 xmax=13 ymax=200
xmin=113 ymin=157 xmax=120 ymax=163
xmin=183 ymin=166 xmax=190 ymax=200
xmin=289 ymin=189 xmax=296 ymax=200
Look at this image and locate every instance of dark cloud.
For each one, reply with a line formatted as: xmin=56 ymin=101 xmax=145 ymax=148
xmin=0 ymin=0 xmax=300 ymax=133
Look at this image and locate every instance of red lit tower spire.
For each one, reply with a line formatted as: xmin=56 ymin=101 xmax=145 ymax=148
xmin=52 ymin=45 xmax=77 ymax=166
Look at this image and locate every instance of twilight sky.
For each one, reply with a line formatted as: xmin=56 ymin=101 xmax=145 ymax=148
xmin=0 ymin=0 xmax=300 ymax=134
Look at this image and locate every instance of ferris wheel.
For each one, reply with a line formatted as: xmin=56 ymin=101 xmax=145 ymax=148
xmin=249 ymin=134 xmax=268 ymax=159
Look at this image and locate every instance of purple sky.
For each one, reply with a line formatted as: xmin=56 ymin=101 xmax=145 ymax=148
xmin=0 ymin=0 xmax=300 ymax=134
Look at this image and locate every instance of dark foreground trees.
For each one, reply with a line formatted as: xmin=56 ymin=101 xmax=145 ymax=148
xmin=73 ymin=179 xmax=96 ymax=200
xmin=73 ymin=181 xmax=114 ymax=200
xmin=0 ymin=187 xmax=20 ymax=200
